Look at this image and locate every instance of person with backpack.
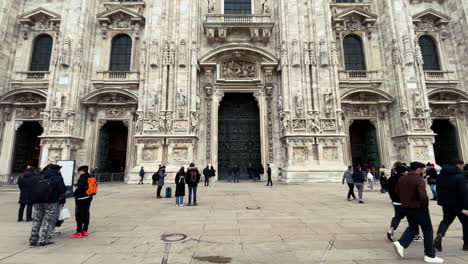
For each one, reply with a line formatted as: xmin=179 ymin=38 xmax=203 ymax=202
xmin=156 ymin=166 xmax=166 ymax=198
xmin=152 ymin=165 xmax=161 ymax=185
xmin=203 ymin=165 xmax=210 ymax=187
xmin=29 ymin=164 xmax=66 ymax=247
xmin=18 ymin=167 xmax=39 ymax=222
xmin=70 ymin=165 xmax=97 ymax=239
xmin=209 ymin=166 xmax=216 ymax=187
xmin=352 ymin=166 xmax=365 ymax=204
xmin=186 ymin=163 xmax=201 ymax=206
xmin=232 ymin=164 xmax=240 ymax=183
xmin=259 ymin=164 xmax=265 ymax=182
xmin=175 ymin=166 xmax=186 ymax=206
xmin=138 ymin=166 xmax=145 ymax=184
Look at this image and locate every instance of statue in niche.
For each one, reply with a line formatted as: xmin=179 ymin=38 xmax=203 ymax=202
xmin=190 ymin=111 xmax=199 ymax=134
xmin=150 ymin=91 xmax=158 ymax=109
xmin=401 ymin=110 xmax=410 ymax=131
xmin=61 ymin=37 xmax=71 ymax=67
xmin=280 ymin=112 xmax=291 ymax=134
xmin=277 ymin=96 xmax=283 ymax=113
xmin=294 ymin=92 xmax=304 ymax=118
xmin=195 ymin=95 xmax=201 ymax=111
xmin=158 ymin=114 xmax=166 ymax=133
xmin=54 ymin=91 xmax=63 ymax=109
xmin=150 ymin=41 xmax=159 ymax=67
xmin=207 ymin=0 xmax=215 ymax=14
xmin=165 ymin=112 xmax=173 ymax=133
xmin=177 ymin=90 xmax=186 ymax=117
xmin=324 ymin=90 xmax=333 ymax=116
xmin=319 ymin=37 xmax=328 ymax=67
xmin=262 ymin=0 xmax=270 ymax=15
xmin=307 ymin=111 xmax=321 ymax=133
xmin=190 ymin=41 xmax=198 ymax=66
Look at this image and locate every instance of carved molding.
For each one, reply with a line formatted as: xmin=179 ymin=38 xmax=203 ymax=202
xmin=96 ymin=7 xmax=145 ymax=39
xmin=17 ymin=8 xmax=61 ymax=40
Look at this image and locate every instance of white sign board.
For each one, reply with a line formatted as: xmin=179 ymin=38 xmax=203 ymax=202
xmin=57 ymin=160 xmax=75 ymax=187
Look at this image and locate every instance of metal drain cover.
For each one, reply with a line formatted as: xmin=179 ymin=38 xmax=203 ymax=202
xmin=246 ymin=206 xmax=261 ymax=210
xmin=161 ymin=233 xmax=187 ymax=243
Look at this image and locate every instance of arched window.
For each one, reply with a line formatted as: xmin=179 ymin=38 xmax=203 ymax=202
xmin=110 ymin=34 xmax=132 ymax=71
xmin=343 ymin=35 xmax=366 ymax=70
xmin=30 ymin=35 xmax=53 ymax=71
xmin=224 ymin=0 xmax=251 ymax=14
xmin=419 ymin=35 xmax=440 ymax=71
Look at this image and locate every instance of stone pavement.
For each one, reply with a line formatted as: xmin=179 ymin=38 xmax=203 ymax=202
xmin=0 ymin=182 xmax=467 ymax=264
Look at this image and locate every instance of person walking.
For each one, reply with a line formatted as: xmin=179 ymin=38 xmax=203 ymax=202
xmin=138 ymin=166 xmax=145 ymax=184
xmin=259 ymin=164 xmax=265 ymax=182
xmin=18 ymin=167 xmax=38 ymax=222
xmin=266 ymin=164 xmax=273 ymax=186
xmin=156 ymin=166 xmax=166 ymax=198
xmin=380 ymin=165 xmax=390 ymax=193
xmin=247 ymin=163 xmax=254 ymax=181
xmin=186 ymin=163 xmax=201 ymax=206
xmin=175 ymin=166 xmax=186 ymax=207
xmin=367 ymin=170 xmax=374 ymax=190
xmin=29 ymin=165 xmax=66 ymax=247
xmin=209 ymin=166 xmax=216 ymax=187
xmin=433 ymin=160 xmax=468 ymax=252
xmin=70 ymin=166 xmax=96 ymax=239
xmin=352 ymin=166 xmax=365 ymax=204
xmin=426 ymin=163 xmax=438 ymax=200
xmin=152 ymin=165 xmax=161 ymax=185
xmin=233 ymin=164 xmax=240 ymax=183
xmin=393 ymin=162 xmax=443 ymax=263
xmin=342 ymin=166 xmax=355 ymax=201
xmin=203 ymin=165 xmax=210 ymax=187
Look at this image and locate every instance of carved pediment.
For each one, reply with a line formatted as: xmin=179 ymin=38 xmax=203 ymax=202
xmin=428 ymin=90 xmax=468 ymax=102
xmin=82 ymin=90 xmax=138 ymax=106
xmin=97 ymin=7 xmax=145 ymax=39
xmin=333 ymin=8 xmax=377 ymax=38
xmin=341 ymin=89 xmax=393 ymax=104
xmin=413 ymin=9 xmax=450 ymax=34
xmin=17 ymin=8 xmax=61 ymax=39
xmin=1 ymin=92 xmax=46 ymax=105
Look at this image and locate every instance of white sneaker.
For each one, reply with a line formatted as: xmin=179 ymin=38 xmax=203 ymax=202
xmin=393 ymin=241 xmax=404 ymax=258
xmin=180 ymin=204 xmax=184 ymax=207
xmin=424 ymin=256 xmax=444 ymax=263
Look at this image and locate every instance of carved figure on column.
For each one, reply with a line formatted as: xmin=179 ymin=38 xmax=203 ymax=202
xmin=279 ymin=41 xmax=288 ymax=67
xmin=207 ymin=0 xmax=215 ymax=14
xmin=336 ymin=110 xmax=344 ymax=132
xmin=61 ymin=37 xmax=71 ymax=67
xmin=414 ymin=39 xmax=424 ymax=66
xmin=400 ymin=110 xmax=411 ymax=132
xmin=65 ymin=111 xmax=75 ymax=134
xmin=54 ymin=91 xmax=63 ymax=109
xmin=330 ymin=41 xmax=339 ymax=66
xmin=190 ymin=41 xmax=198 ymax=66
xmin=179 ymin=39 xmax=187 ymax=67
xmin=294 ymin=92 xmax=304 ymax=118
xmin=165 ymin=112 xmax=173 ymax=133
xmin=291 ymin=39 xmax=300 ymax=67
xmin=280 ymin=112 xmax=291 ymax=135
xmin=262 ymin=0 xmax=270 ymax=14
xmin=150 ymin=41 xmax=159 ymax=67
xmin=190 ymin=111 xmax=199 ymax=134
xmin=402 ymin=35 xmax=414 ymax=65
xmin=158 ymin=113 xmax=166 ymax=133
xmin=413 ymin=90 xmax=423 ymax=117
xmin=150 ymin=91 xmax=158 ymax=109
xmin=319 ymin=37 xmax=329 ymax=67
xmin=392 ymin=39 xmax=402 ymax=65
xmin=177 ymin=90 xmax=186 ymax=118
xmin=307 ymin=111 xmax=321 ymax=133
xmin=277 ymin=95 xmax=283 ymax=113
xmin=135 ymin=112 xmax=143 ymax=134
xmin=195 ymin=95 xmax=201 ymax=111
xmin=324 ymin=89 xmax=333 ymax=116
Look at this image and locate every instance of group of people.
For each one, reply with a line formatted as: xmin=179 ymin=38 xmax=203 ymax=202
xmin=229 ymin=163 xmax=273 ymax=186
xmin=385 ymin=160 xmax=468 ymax=263
xmin=202 ymin=165 xmax=216 ymax=187
xmin=17 ymin=164 xmax=96 ymax=247
xmin=342 ymin=165 xmax=377 ymax=203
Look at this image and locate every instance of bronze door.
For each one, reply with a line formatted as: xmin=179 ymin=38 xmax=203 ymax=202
xmin=218 ymin=93 xmax=261 ymax=180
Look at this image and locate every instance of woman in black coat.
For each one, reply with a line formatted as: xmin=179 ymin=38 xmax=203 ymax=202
xmin=17 ymin=168 xmax=39 ymax=221
xmin=175 ymin=166 xmax=186 ymax=206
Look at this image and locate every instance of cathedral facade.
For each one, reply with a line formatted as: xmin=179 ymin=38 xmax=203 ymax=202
xmin=0 ymin=0 xmax=467 ymax=182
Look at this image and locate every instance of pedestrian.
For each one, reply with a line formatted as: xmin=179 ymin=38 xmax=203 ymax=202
xmin=138 ymin=166 xmax=145 ymax=184
xmin=426 ymin=163 xmax=438 ymax=200
xmin=380 ymin=165 xmax=390 ymax=193
xmin=266 ymin=164 xmax=273 ymax=186
xmin=175 ymin=166 xmax=186 ymax=207
xmin=17 ymin=167 xmax=38 ymax=222
xmin=156 ymin=166 xmax=166 ymax=198
xmin=152 ymin=165 xmax=161 ymax=185
xmin=247 ymin=163 xmax=254 ymax=181
xmin=367 ymin=170 xmax=374 ymax=190
xmin=203 ymin=165 xmax=210 ymax=187
xmin=253 ymin=166 xmax=259 ymax=182
xmin=433 ymin=160 xmax=468 ymax=252
xmin=278 ymin=167 xmax=282 ymax=180
xmin=227 ymin=167 xmax=233 ymax=183
xmin=29 ymin=165 xmax=66 ymax=247
xmin=342 ymin=166 xmax=355 ymax=201
xmin=392 ymin=162 xmax=443 ymax=263
xmin=352 ymin=166 xmax=365 ymax=203
xmin=259 ymin=164 xmax=265 ymax=182
xmin=186 ymin=163 xmax=201 ymax=206
xmin=209 ymin=166 xmax=216 ymax=187
xmin=233 ymin=164 xmax=240 ymax=183
xmin=70 ymin=165 xmax=96 ymax=239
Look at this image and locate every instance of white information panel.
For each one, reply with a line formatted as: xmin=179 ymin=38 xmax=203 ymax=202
xmin=57 ymin=160 xmax=75 ymax=188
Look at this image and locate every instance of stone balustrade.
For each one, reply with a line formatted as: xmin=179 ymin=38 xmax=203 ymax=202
xmin=338 ymin=70 xmax=382 ymax=83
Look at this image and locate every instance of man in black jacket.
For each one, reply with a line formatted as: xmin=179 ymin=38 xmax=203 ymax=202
xmin=18 ymin=167 xmax=38 ymax=222
xmin=70 ymin=165 xmax=94 ymax=239
xmin=266 ymin=164 xmax=273 ymax=186
xmin=186 ymin=163 xmax=201 ymax=206
xmin=29 ymin=165 xmax=66 ymax=247
xmin=203 ymin=165 xmax=210 ymax=187
xmin=426 ymin=163 xmax=438 ymax=200
xmin=434 ymin=160 xmax=468 ymax=252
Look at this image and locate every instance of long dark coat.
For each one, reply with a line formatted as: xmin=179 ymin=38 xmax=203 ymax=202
xmin=17 ymin=172 xmax=38 ymax=204
xmin=175 ymin=172 xmax=186 ymax=197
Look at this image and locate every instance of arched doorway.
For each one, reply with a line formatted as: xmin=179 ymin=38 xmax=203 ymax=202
xmin=431 ymin=119 xmax=460 ymax=166
xmin=96 ymin=121 xmax=128 ymax=173
xmin=349 ymin=120 xmax=381 ymax=170
xmin=12 ymin=122 xmax=43 ymax=173
xmin=218 ymin=93 xmax=261 ymax=180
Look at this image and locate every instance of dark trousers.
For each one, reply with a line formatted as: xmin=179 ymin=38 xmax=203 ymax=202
xmin=204 ymin=177 xmax=209 ymax=186
xmin=347 ymin=183 xmax=356 ymax=199
xmin=75 ymin=199 xmax=91 ymax=233
xmin=267 ymin=176 xmax=273 ymax=186
xmin=391 ymin=204 xmax=421 ymax=233
xmin=436 ymin=206 xmax=468 ymax=245
xmin=188 ymin=185 xmax=197 ymax=204
xmin=138 ymin=175 xmax=144 ymax=184
xmin=18 ymin=203 xmax=33 ymax=221
xmin=157 ymin=186 xmax=163 ymax=197
xmin=398 ymin=208 xmax=435 ymax=258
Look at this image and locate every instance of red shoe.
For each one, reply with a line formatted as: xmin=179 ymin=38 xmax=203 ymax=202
xmin=81 ymin=231 xmax=89 ymax=237
xmin=70 ymin=232 xmax=83 ymax=239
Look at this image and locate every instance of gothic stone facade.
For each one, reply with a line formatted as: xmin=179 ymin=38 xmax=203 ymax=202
xmin=0 ymin=0 xmax=468 ymax=182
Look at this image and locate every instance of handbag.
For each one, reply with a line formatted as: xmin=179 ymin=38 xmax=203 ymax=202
xmin=59 ymin=207 xmax=71 ymax=221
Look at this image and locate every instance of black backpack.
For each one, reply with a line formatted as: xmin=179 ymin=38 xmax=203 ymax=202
xmin=188 ymin=170 xmax=197 ymax=183
xmin=31 ymin=178 xmax=53 ymax=203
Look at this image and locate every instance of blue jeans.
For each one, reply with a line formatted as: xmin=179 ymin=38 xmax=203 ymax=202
xmin=176 ymin=196 xmax=184 ymax=205
xmin=430 ymin=184 xmax=437 ymax=199
xmin=234 ymin=172 xmax=240 ymax=183
xmin=188 ymin=186 xmax=197 ymax=204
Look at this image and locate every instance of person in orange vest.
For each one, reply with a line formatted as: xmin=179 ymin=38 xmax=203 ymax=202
xmin=70 ymin=165 xmax=97 ymax=239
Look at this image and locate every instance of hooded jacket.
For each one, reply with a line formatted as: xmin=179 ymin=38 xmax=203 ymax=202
xmin=437 ymin=166 xmax=468 ymax=210
xmin=342 ymin=169 xmax=353 ymax=184
xmin=396 ymin=171 xmax=429 ymax=209
xmin=18 ymin=172 xmax=39 ymax=204
xmin=186 ymin=166 xmax=201 ymax=186
xmin=42 ymin=168 xmax=67 ymax=203
xmin=74 ymin=172 xmax=93 ymax=201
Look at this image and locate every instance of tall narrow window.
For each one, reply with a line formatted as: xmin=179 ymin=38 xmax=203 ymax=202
xmin=30 ymin=35 xmax=53 ymax=71
xmin=343 ymin=35 xmax=366 ymax=70
xmin=419 ymin=35 xmax=440 ymax=71
xmin=110 ymin=34 xmax=132 ymax=71
xmin=224 ymin=0 xmax=251 ymax=14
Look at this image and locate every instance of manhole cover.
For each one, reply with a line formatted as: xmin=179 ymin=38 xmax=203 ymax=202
xmin=193 ymin=256 xmax=232 ymax=263
xmin=161 ymin=233 xmax=187 ymax=243
xmin=246 ymin=206 xmax=261 ymax=210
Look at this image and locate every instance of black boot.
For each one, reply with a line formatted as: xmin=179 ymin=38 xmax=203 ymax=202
xmin=434 ymin=235 xmax=443 ymax=252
